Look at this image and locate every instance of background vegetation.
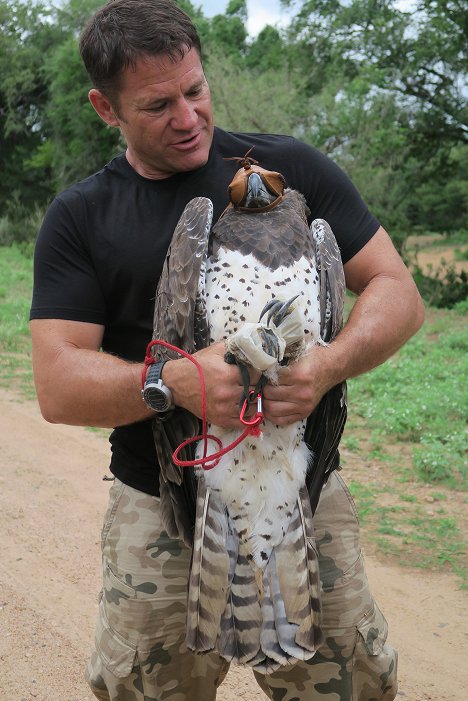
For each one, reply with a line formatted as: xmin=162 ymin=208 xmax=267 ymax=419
xmin=1 ymin=1 xmax=467 ymax=262
xmin=0 ymin=1 xmax=466 ymax=577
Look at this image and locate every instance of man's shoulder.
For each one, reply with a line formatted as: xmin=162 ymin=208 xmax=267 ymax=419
xmin=214 ymin=127 xmax=311 ymax=158
xmin=55 ymin=153 xmax=127 ymax=205
xmin=212 ymin=127 xmax=327 ymax=182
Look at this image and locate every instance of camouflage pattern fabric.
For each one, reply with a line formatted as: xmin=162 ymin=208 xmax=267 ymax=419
xmin=85 ymin=471 xmax=397 ymax=701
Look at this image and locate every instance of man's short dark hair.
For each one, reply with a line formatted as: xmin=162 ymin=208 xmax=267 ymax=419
xmin=79 ymin=0 xmax=202 ymax=101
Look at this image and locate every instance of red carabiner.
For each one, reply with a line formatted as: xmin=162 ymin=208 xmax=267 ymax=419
xmin=240 ymin=391 xmax=264 ymax=427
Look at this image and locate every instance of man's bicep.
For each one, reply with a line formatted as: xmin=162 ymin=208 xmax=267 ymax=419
xmin=343 ymin=226 xmax=412 ymax=295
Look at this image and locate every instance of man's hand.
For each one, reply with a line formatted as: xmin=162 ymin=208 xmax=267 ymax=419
xmin=262 ymin=344 xmax=336 ymax=426
xmin=163 ymin=342 xmax=260 ymax=429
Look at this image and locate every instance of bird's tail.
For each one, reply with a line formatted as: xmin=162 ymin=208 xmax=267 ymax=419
xmin=253 ymin=486 xmax=322 ymax=673
xmin=186 ymin=485 xmax=322 ymax=672
xmin=186 ymin=484 xmax=262 ymax=664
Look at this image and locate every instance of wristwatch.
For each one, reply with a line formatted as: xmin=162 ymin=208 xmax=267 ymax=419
xmin=141 ymin=361 xmax=174 ymax=413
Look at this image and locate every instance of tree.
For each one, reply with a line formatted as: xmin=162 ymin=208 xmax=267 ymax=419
xmin=279 ymin=0 xmax=468 ymax=237
xmin=39 ymin=33 xmax=121 ymax=191
xmin=281 ymin=0 xmax=468 ymax=148
xmin=0 ymin=0 xmax=58 ymax=212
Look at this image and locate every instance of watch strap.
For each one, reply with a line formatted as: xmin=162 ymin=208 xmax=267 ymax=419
xmin=145 ymin=360 xmax=167 ymax=385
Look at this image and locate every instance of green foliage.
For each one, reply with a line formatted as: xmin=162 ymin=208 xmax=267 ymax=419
xmin=41 ymin=34 xmax=121 ymax=190
xmin=206 ymin=46 xmax=308 ymax=135
xmin=245 ymin=26 xmax=285 ymax=71
xmin=0 ymin=196 xmax=44 ymax=249
xmin=1 ymin=0 xmax=467 ymax=254
xmin=412 ymin=261 xmax=468 ymax=309
xmin=0 ymin=0 xmax=57 ymax=211
xmin=348 ymin=314 xmax=467 ymax=490
xmin=413 ymin=433 xmax=466 ymax=486
xmin=281 ymin=0 xmax=468 ymax=238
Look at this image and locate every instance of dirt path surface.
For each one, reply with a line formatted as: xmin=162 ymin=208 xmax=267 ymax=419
xmin=0 ymin=388 xmax=466 ymax=701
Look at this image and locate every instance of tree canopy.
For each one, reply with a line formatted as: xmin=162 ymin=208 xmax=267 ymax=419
xmin=1 ymin=0 xmax=466 ymax=246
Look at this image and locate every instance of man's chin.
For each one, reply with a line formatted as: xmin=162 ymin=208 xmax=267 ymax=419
xmin=174 ymin=146 xmax=210 ymax=173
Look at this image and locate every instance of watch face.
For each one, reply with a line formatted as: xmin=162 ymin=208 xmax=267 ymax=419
xmin=143 ymin=381 xmax=173 ymax=412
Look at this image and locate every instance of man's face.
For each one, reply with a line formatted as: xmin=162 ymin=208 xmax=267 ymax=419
xmin=103 ymin=48 xmax=214 ymax=179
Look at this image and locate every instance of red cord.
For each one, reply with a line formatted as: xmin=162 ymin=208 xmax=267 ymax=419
xmin=144 ymin=340 xmax=263 ymax=470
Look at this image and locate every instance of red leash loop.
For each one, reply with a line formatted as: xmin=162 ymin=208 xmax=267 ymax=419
xmin=144 ymin=340 xmax=263 ymax=470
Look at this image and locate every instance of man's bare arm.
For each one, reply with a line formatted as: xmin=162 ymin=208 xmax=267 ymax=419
xmin=262 ymin=227 xmax=425 ymax=424
xmin=30 ymin=319 xmax=244 ymax=428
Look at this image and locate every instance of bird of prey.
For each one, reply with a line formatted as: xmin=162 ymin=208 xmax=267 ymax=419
xmin=150 ymin=153 xmax=347 ymax=673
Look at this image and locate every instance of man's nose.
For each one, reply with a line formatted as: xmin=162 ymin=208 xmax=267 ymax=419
xmin=171 ymin=99 xmax=198 ymax=130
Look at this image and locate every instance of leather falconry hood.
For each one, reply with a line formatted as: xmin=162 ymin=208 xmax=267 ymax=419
xmin=226 ymin=148 xmax=286 ymax=213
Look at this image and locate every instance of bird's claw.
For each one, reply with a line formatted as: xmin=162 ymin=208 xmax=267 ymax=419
xmin=259 ymin=295 xmax=300 ymax=328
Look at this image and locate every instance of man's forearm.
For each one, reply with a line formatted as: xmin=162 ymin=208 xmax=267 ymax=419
xmin=262 ymin=228 xmax=425 ymax=425
xmin=33 ymin=345 xmax=152 ymax=428
xmin=325 ymin=271 xmax=425 ymax=387
xmin=31 ymin=319 xmax=245 ymax=429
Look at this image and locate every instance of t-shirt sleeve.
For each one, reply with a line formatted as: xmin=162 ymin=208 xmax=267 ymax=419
xmin=286 ymin=139 xmax=380 ymax=264
xmin=30 ymin=194 xmax=106 ymax=324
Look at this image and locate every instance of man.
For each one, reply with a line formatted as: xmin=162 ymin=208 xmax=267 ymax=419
xmin=30 ymin=1 xmax=424 ymax=699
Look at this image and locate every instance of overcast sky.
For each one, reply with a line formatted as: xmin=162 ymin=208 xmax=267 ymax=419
xmin=198 ymin=0 xmax=293 ymax=37
xmin=197 ymin=0 xmax=416 ymax=37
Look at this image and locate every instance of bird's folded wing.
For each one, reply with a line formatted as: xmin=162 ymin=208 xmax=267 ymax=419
xmin=150 ymin=197 xmax=213 ymax=545
xmin=306 ymin=218 xmax=348 ymax=512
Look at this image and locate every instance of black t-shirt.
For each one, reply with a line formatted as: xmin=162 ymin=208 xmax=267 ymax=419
xmin=30 ymin=127 xmax=379 ymax=495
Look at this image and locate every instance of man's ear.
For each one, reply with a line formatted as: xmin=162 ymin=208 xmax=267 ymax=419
xmin=88 ymin=89 xmax=120 ymax=127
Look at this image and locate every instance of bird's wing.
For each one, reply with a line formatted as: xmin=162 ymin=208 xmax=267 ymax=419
xmin=151 ymin=197 xmax=213 ymax=546
xmin=311 ymin=218 xmax=346 ymax=342
xmin=186 ymin=483 xmax=231 ymax=653
xmin=305 ymin=218 xmax=348 ymax=513
xmin=152 ymin=196 xmax=213 ymax=352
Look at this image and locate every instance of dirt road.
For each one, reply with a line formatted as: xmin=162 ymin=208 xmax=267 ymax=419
xmin=0 ymin=388 xmax=466 ymax=700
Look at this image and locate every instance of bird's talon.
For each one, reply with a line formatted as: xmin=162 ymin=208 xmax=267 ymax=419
xmin=259 ymin=295 xmax=300 ymax=328
xmin=259 ymin=299 xmax=282 ymax=324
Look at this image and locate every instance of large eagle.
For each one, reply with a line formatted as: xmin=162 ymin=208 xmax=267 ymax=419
xmin=150 ymin=154 xmax=347 ymax=673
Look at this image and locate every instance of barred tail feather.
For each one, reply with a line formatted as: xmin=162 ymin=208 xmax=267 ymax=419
xmin=274 ymin=489 xmax=322 ymax=653
xmin=186 ymin=485 xmax=230 ymax=653
xmin=219 ymin=540 xmax=262 ymax=665
xmin=269 ymin=550 xmax=317 ymax=661
xmin=256 ymin=560 xmax=292 ymax=673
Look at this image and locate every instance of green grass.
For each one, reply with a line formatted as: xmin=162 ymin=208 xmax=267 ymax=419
xmin=347 ymin=311 xmax=467 ymax=490
xmin=348 ymin=480 xmax=467 ymax=583
xmin=0 ymin=245 xmax=35 ymax=395
xmin=454 ymin=247 xmax=468 ymax=262
xmin=0 ymin=245 xmax=34 ymax=350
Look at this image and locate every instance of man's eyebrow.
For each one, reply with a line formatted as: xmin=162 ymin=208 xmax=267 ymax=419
xmin=185 ymin=77 xmax=206 ymax=91
xmin=137 ymin=77 xmax=206 ymax=108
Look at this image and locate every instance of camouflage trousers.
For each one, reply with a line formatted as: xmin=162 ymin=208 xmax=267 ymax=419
xmin=86 ymin=471 xmax=397 ymax=701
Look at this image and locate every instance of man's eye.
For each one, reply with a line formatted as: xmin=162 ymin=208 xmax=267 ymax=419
xmin=148 ymin=103 xmax=166 ymax=112
xmin=188 ymin=86 xmax=203 ymax=97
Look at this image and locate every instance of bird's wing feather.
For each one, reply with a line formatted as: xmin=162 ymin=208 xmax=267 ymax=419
xmin=273 ymin=488 xmax=322 ymax=653
xmin=186 ymin=484 xmax=230 ymax=652
xmin=153 ymin=196 xmax=213 ymax=351
xmin=310 ymin=218 xmax=346 ymax=343
xmin=151 ymin=197 xmax=213 ymax=546
xmin=305 ymin=218 xmax=347 ymax=513
xmin=219 ymin=539 xmax=262 ymax=665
